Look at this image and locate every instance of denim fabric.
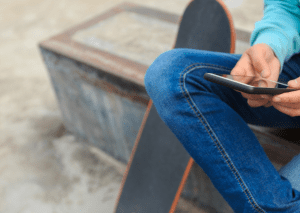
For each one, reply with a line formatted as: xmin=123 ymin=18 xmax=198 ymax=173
xmin=144 ymin=48 xmax=300 ymax=212
xmin=279 ymin=154 xmax=300 ymax=192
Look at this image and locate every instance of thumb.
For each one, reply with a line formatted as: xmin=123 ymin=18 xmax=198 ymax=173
xmin=252 ymin=53 xmax=271 ymax=78
xmin=250 ymin=43 xmax=275 ymax=78
xmin=288 ymin=78 xmax=300 ymax=89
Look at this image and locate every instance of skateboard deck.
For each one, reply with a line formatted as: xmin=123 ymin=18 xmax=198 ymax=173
xmin=114 ymin=0 xmax=236 ymax=212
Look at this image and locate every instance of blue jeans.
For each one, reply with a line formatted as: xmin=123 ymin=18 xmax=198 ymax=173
xmin=144 ymin=49 xmax=300 ymax=212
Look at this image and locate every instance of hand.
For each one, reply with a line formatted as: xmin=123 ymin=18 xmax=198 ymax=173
xmin=271 ymin=78 xmax=300 ymax=117
xmin=230 ymin=43 xmax=281 ymax=108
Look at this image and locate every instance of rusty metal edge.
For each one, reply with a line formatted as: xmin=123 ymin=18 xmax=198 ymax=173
xmin=39 ymin=2 xmax=182 ymax=88
xmin=39 ymin=38 xmax=149 ymax=87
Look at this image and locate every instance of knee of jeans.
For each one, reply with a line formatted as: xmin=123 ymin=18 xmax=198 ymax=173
xmin=144 ymin=49 xmax=190 ymax=101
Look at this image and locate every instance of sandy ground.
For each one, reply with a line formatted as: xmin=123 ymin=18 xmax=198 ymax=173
xmin=0 ymin=0 xmax=262 ymax=212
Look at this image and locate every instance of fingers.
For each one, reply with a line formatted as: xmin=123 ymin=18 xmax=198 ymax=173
xmin=258 ymin=79 xmax=276 ymax=88
xmin=233 ymin=43 xmax=280 ymax=80
xmin=272 ymin=101 xmax=300 ymax=109
xmin=243 ymin=92 xmax=271 ymax=108
xmin=272 ymin=90 xmax=300 ymax=103
xmin=247 ymin=98 xmax=270 ymax=108
xmin=231 ymin=53 xmax=256 ymax=77
xmin=288 ymin=78 xmax=300 ymax=89
xmin=272 ymin=102 xmax=300 ymax=117
xmin=242 ymin=93 xmax=271 ymax=101
xmin=264 ymin=101 xmax=272 ymax=108
xmin=230 ymin=43 xmax=282 ymax=109
xmin=271 ymin=78 xmax=300 ymax=104
xmin=240 ymin=91 xmax=272 ymax=108
xmin=248 ymin=44 xmax=273 ymax=78
xmin=268 ymin=84 xmax=300 ymax=117
xmin=271 ymin=87 xmax=300 ymax=117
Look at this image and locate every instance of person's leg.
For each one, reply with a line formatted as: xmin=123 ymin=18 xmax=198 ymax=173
xmin=279 ymin=155 xmax=300 ymax=192
xmin=276 ymin=54 xmax=300 ymax=193
xmin=144 ymin=48 xmax=300 ymax=213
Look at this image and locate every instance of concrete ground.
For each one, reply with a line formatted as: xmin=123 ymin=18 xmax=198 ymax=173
xmin=0 ymin=0 xmax=262 ymax=212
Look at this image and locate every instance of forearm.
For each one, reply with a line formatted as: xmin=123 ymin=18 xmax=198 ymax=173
xmin=250 ymin=0 xmax=300 ymax=72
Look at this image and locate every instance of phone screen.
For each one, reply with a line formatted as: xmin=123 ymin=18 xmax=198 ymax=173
xmin=217 ymin=74 xmax=289 ymax=89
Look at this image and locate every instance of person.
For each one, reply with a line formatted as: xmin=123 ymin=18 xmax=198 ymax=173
xmin=144 ymin=0 xmax=300 ymax=212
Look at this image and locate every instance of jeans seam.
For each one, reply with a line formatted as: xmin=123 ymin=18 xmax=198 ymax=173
xmin=179 ymin=63 xmax=266 ymax=213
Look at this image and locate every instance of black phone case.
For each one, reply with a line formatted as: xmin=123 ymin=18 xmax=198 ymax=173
xmin=203 ymin=73 xmax=296 ymax=95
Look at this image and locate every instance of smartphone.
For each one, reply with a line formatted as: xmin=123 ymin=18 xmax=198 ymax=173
xmin=203 ymin=73 xmax=297 ymax=95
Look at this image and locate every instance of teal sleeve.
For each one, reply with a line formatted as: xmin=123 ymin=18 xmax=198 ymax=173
xmin=250 ymin=0 xmax=300 ymax=73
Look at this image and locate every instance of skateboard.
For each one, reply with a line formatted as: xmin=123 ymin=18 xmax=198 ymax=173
xmin=114 ymin=0 xmax=236 ymax=212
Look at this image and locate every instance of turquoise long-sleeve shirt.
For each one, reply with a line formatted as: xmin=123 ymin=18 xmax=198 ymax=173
xmin=250 ymin=0 xmax=300 ymax=72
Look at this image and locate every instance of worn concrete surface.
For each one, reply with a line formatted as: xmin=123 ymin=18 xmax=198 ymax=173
xmin=0 ymin=0 xmax=262 ymax=212
xmin=72 ymin=11 xmax=179 ymax=66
